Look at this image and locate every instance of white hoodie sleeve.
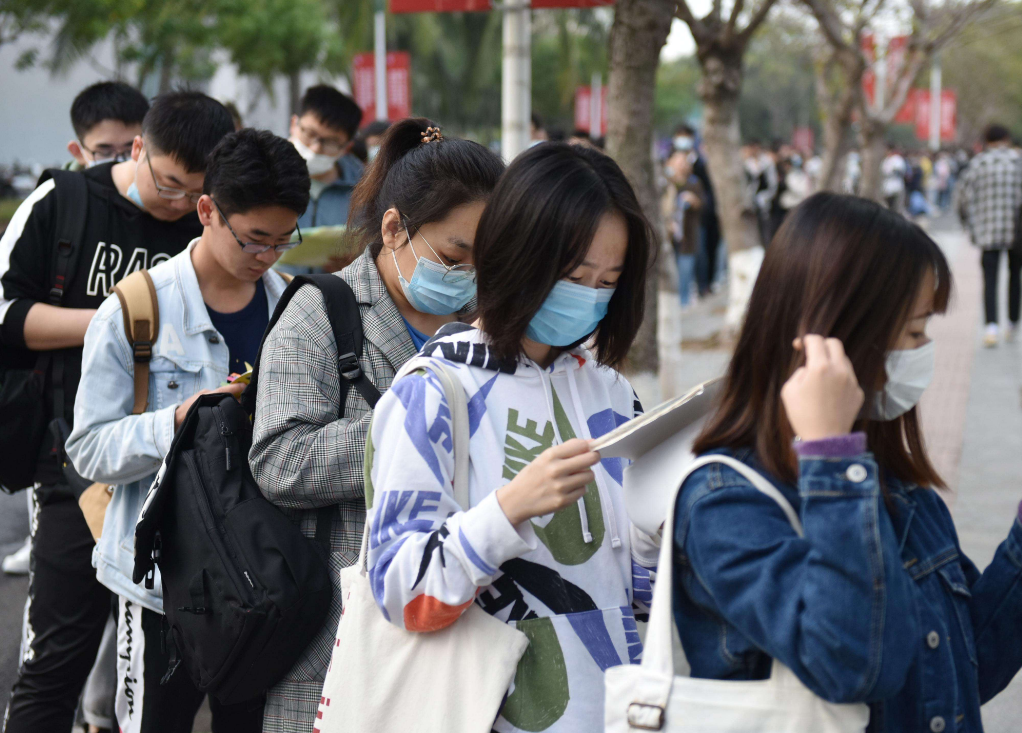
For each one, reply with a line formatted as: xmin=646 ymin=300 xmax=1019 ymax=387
xmin=365 ymin=369 xmax=536 ymax=632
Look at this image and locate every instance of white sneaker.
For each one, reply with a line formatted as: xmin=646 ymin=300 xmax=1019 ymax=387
xmin=2 ymin=536 xmax=31 ymax=575
xmin=984 ymin=323 xmax=999 ymax=348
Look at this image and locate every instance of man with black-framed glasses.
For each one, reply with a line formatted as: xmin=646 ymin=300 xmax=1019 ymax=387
xmin=64 ymin=81 xmax=150 ymax=170
xmin=287 ymin=85 xmax=364 ymax=233
xmin=1 ymin=91 xmax=235 ymax=733
xmin=68 ymin=128 xmax=310 ymax=733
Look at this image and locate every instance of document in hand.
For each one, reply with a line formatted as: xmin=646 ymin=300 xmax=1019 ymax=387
xmin=274 ymin=225 xmax=351 ymax=268
xmin=591 ymin=378 xmax=722 ymax=536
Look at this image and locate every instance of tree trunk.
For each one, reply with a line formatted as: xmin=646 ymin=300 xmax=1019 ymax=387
xmin=858 ymin=118 xmax=886 ymax=202
xmin=158 ymin=55 xmax=174 ymax=94
xmin=817 ymin=85 xmax=857 ymax=192
xmin=605 ymin=0 xmax=673 ymax=400
xmin=697 ymin=51 xmax=763 ymax=330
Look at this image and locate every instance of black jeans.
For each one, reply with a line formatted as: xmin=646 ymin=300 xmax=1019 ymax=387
xmin=981 ymin=248 xmax=1021 ymax=325
xmin=3 ymin=484 xmax=111 ymax=733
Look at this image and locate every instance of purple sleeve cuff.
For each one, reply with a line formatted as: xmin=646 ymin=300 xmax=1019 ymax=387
xmin=794 ymin=432 xmax=867 ymax=459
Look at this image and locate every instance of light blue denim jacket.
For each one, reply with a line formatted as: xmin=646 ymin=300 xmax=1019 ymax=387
xmin=67 ymin=239 xmax=287 ymax=613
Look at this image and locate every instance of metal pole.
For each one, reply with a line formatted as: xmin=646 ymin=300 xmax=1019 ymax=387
xmin=589 ymin=72 xmax=602 ymax=140
xmin=929 ymin=55 xmax=941 ymax=152
xmin=501 ymin=0 xmax=531 ymax=161
xmin=374 ymin=6 xmax=388 ymax=122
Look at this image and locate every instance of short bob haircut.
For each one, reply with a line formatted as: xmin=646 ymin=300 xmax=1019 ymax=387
xmin=694 ymin=192 xmax=953 ymax=490
xmin=474 ymin=143 xmax=655 ymax=369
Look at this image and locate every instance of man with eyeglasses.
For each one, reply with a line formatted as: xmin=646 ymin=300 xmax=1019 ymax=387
xmin=0 ymin=91 xmax=235 ymax=733
xmin=67 ymin=128 xmax=310 ymax=733
xmin=64 ymin=82 xmax=150 ymax=171
xmin=288 ymin=85 xmax=364 ymax=234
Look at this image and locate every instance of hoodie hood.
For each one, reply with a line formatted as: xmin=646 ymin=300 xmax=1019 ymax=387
xmin=420 ymin=321 xmax=592 ymax=378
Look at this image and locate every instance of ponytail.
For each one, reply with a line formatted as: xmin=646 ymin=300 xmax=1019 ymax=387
xmin=347 ymin=117 xmax=505 ymax=257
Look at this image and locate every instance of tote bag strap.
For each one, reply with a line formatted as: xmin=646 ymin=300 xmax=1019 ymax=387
xmin=642 ymin=455 xmax=803 ymax=678
xmin=358 ymin=357 xmax=470 ymax=573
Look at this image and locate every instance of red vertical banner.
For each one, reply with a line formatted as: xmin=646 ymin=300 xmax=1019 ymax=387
xmin=912 ymin=90 xmax=957 ymax=143
xmin=352 ymin=51 xmax=412 ymax=126
xmin=940 ymin=90 xmax=957 ymax=142
xmin=894 ymin=88 xmax=918 ymax=125
xmin=573 ymin=85 xmax=607 ymax=137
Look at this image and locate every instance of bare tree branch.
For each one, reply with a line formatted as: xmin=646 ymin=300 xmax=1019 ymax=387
xmin=675 ymin=0 xmax=710 ymax=46
xmin=725 ymin=0 xmax=746 ymax=40
xmin=738 ymin=0 xmax=779 ymax=42
xmin=711 ymin=0 xmax=723 ymax=24
xmin=804 ymin=0 xmax=853 ymax=52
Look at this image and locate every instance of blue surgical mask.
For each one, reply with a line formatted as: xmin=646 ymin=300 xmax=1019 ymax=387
xmin=126 ymin=180 xmax=145 ymax=210
xmin=526 ymin=280 xmax=614 ymax=347
xmin=392 ymin=228 xmax=476 ymax=315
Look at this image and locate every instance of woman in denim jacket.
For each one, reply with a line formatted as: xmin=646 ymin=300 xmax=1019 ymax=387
xmin=672 ymin=192 xmax=1022 ymax=732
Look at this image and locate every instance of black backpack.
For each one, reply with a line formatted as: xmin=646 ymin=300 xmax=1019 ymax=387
xmin=0 ymin=169 xmax=89 ymax=492
xmin=132 ymin=274 xmax=381 ymax=704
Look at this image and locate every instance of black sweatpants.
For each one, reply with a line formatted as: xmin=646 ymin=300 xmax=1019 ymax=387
xmin=3 ymin=483 xmax=111 ymax=733
xmin=981 ymin=248 xmax=1022 ymax=325
xmin=116 ymin=597 xmax=264 ymax=733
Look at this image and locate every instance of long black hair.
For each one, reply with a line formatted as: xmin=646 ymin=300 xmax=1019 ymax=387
xmin=473 ymin=142 xmax=655 ymax=369
xmin=347 ymin=118 xmax=505 ymax=256
xmin=695 ymin=192 xmax=953 ymax=489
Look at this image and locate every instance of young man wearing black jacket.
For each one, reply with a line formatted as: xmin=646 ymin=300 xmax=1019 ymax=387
xmin=0 ymin=91 xmax=235 ymax=733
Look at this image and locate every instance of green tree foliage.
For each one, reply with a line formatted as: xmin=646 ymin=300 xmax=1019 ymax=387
xmin=654 ymin=55 xmax=701 ymax=134
xmin=739 ymin=14 xmax=820 ymax=144
xmin=941 ymin=4 xmax=1022 ymax=143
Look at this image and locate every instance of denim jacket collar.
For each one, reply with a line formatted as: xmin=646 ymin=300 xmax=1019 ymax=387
xmin=176 ymin=237 xmax=289 ymax=337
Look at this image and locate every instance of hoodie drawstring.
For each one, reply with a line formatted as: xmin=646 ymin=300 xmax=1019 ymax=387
xmin=565 ymin=364 xmax=622 ymax=549
xmin=535 ymin=363 xmax=593 ymax=544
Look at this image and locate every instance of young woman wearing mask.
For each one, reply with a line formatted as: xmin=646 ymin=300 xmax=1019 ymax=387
xmin=672 ymin=192 xmax=1022 ymax=732
xmin=363 ymin=143 xmax=662 ymax=732
xmin=249 ymin=118 xmax=504 ymax=733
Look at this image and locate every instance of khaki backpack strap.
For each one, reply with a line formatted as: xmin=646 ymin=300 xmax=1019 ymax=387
xmin=278 ymin=271 xmax=293 ymax=284
xmin=113 ymin=270 xmax=159 ymax=415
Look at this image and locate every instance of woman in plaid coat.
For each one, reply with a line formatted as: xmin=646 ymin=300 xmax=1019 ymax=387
xmin=248 ymin=118 xmax=504 ymax=732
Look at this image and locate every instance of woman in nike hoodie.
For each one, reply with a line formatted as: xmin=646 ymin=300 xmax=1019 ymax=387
xmin=365 ymin=142 xmax=660 ymax=732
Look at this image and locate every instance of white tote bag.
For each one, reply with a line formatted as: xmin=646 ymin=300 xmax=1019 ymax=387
xmin=605 ymin=454 xmax=870 ymax=733
xmin=315 ymin=358 xmax=530 ymax=733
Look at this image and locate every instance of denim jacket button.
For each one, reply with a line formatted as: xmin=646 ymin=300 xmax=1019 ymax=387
xmin=927 ymin=630 xmax=940 ymax=649
xmin=209 ymin=335 xmax=220 ymax=344
xmin=167 ymin=380 xmax=179 ymax=390
xmin=930 ymin=716 xmax=946 ymax=732
xmin=846 ymin=464 xmax=868 ymax=483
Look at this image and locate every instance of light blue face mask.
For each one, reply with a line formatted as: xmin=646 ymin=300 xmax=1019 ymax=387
xmin=392 ymin=227 xmax=476 ymax=315
xmin=526 ymin=280 xmax=615 ymax=347
xmin=126 ymin=180 xmax=145 ymax=210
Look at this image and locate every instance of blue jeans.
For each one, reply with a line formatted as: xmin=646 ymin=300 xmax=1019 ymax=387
xmin=677 ymin=253 xmax=696 ymax=306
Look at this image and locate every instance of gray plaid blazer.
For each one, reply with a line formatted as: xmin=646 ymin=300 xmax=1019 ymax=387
xmin=249 ymin=249 xmax=417 ymax=732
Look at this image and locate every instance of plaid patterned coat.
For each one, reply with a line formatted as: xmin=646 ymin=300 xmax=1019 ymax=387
xmin=249 ymin=250 xmax=417 ymax=733
xmin=957 ymin=146 xmax=1022 ymax=250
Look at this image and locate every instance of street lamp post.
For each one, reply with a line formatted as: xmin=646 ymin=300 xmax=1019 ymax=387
xmin=375 ymin=0 xmax=388 ymax=122
xmin=501 ymin=0 xmax=531 ymax=161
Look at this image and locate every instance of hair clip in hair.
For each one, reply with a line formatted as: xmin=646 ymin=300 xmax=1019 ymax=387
xmin=421 ymin=126 xmax=444 ymax=144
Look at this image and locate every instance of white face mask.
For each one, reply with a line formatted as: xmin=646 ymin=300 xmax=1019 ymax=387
xmin=870 ymin=341 xmax=935 ymax=420
xmin=673 ymin=136 xmax=694 ymax=152
xmin=290 ymin=136 xmax=336 ymax=176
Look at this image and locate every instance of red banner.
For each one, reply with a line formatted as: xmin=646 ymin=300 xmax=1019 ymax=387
xmin=391 ymin=0 xmax=612 ymax=10
xmin=913 ymin=89 xmax=958 ymax=142
xmin=574 ymin=85 xmax=607 ymax=137
xmin=352 ymin=52 xmax=412 ymax=126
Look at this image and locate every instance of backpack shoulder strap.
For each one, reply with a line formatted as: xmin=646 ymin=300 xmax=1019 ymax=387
xmin=242 ymin=273 xmax=381 ymax=418
xmin=113 ymin=270 xmax=160 ymax=415
xmin=308 ymin=273 xmax=382 ymax=410
xmin=38 ymin=169 xmax=90 ymax=307
xmin=241 ymin=272 xmax=381 ymax=553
